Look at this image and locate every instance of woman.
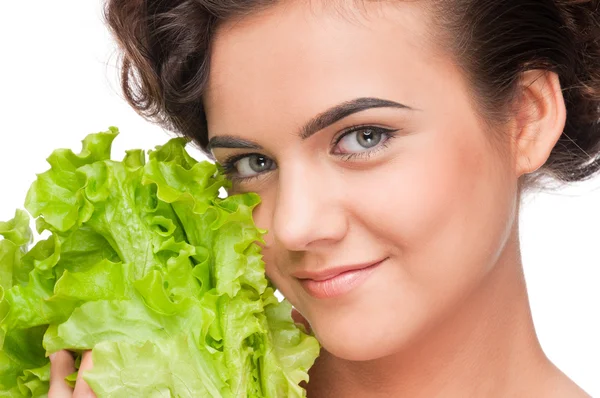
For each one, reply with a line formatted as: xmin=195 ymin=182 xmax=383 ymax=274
xmin=49 ymin=0 xmax=599 ymax=396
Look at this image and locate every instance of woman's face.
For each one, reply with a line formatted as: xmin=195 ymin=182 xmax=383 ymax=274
xmin=205 ymin=1 xmax=520 ymax=361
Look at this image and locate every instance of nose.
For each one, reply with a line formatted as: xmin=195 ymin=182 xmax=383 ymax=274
xmin=271 ymin=163 xmax=348 ymax=251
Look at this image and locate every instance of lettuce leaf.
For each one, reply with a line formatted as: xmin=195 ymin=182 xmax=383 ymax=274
xmin=0 ymin=128 xmax=319 ymax=397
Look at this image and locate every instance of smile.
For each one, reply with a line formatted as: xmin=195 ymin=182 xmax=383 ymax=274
xmin=296 ymin=258 xmax=386 ymax=299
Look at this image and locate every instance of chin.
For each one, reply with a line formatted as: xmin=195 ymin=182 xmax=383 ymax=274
xmin=308 ymin=305 xmax=424 ymax=362
xmin=319 ymin=337 xmax=394 ymax=362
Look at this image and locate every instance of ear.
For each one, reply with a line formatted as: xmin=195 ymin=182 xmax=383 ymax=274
xmin=511 ymin=70 xmax=567 ymax=177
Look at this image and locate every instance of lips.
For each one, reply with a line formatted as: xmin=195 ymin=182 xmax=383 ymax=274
xmin=294 ymin=258 xmax=386 ymax=299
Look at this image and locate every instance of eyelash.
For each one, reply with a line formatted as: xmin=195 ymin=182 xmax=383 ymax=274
xmin=218 ymin=153 xmax=266 ymax=184
xmin=219 ymin=125 xmax=398 ymax=183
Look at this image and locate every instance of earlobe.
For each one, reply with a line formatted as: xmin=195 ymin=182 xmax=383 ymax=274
xmin=512 ymin=70 xmax=567 ymax=177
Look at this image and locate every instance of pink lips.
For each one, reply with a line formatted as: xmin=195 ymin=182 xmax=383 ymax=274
xmin=296 ymin=259 xmax=386 ymax=299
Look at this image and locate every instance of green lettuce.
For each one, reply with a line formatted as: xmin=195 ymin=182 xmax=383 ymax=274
xmin=0 ymin=128 xmax=319 ymax=397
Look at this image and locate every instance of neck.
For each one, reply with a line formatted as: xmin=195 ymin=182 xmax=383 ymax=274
xmin=307 ymin=226 xmax=557 ymax=398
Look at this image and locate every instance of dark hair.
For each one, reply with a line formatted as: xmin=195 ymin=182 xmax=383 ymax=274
xmin=104 ymin=0 xmax=600 ymax=188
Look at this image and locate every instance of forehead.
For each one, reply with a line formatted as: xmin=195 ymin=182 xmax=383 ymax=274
xmin=204 ymin=1 xmax=442 ymax=138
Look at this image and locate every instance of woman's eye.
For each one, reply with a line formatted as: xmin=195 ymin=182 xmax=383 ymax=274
xmin=334 ymin=127 xmax=389 ymax=154
xmin=232 ymin=154 xmax=275 ymax=178
xmin=220 ymin=126 xmax=395 ymax=182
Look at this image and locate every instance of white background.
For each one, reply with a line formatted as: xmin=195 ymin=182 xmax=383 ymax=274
xmin=1 ymin=1 xmax=598 ymax=395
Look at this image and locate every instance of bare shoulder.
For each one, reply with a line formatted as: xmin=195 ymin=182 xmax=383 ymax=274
xmin=537 ymin=364 xmax=591 ymax=398
xmin=542 ymin=379 xmax=591 ymax=398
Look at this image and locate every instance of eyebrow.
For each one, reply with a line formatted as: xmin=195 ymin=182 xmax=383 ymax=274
xmin=207 ymin=97 xmax=412 ymax=150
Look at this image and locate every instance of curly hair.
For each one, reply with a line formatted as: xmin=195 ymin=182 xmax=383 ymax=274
xmin=104 ymin=0 xmax=600 ymax=188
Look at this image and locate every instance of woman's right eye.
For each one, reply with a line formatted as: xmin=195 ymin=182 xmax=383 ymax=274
xmin=222 ymin=154 xmax=276 ymax=180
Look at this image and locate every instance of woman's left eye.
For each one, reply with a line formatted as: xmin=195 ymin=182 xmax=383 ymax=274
xmin=332 ymin=126 xmax=396 ymax=156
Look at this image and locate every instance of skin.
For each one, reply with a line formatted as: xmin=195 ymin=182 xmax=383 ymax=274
xmin=50 ymin=1 xmax=590 ymax=397
xmin=49 ymin=351 xmax=94 ymax=398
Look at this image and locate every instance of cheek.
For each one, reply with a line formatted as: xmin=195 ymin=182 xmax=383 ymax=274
xmin=248 ymin=187 xmax=295 ymax=296
xmin=367 ymin=124 xmax=516 ymax=299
